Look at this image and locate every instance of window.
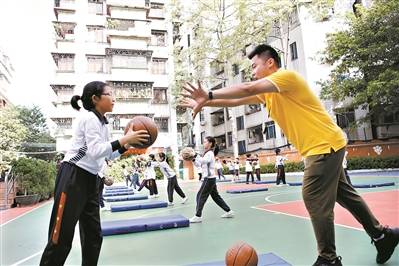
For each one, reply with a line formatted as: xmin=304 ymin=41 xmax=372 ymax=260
xmin=226 ymin=108 xmax=232 ymax=120
xmin=236 ymin=116 xmax=244 ymax=131
xmin=187 ymin=34 xmax=190 ymax=47
xmin=149 ymin=3 xmax=164 ymax=18
xmin=238 ymin=140 xmax=246 ymax=154
xmin=245 ymin=104 xmax=262 ymax=115
xmin=335 ymin=109 xmax=355 ymax=128
xmin=232 ymin=64 xmax=239 ymax=76
xmin=87 ymin=55 xmax=105 ymax=73
xmin=154 ymin=117 xmax=168 ymax=132
xmin=88 ymin=0 xmax=103 ymax=15
xmin=199 ymin=111 xmax=205 ymax=122
xmin=247 ymin=125 xmax=264 ymax=144
xmin=200 ymin=131 xmax=205 ymax=144
xmin=290 ymin=42 xmax=298 ymax=61
xmin=264 ymin=121 xmax=276 ymax=140
xmin=107 ymin=19 xmax=134 ymax=31
xmin=112 ymin=55 xmax=147 ymax=69
xmin=151 ymin=30 xmax=166 ymax=46
xmin=152 ymin=58 xmax=167 ymax=74
xmin=211 ymin=109 xmax=225 ymax=126
xmin=87 ymin=26 xmax=104 ymax=42
xmin=227 ymin=132 xmax=232 ymax=147
xmin=215 ymin=135 xmax=226 ymax=150
xmin=53 ymin=54 xmax=75 ymax=72
xmin=153 ymin=88 xmax=168 ymax=103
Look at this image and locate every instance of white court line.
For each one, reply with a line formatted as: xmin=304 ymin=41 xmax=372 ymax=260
xmin=250 ymin=206 xmax=364 ymax=232
xmin=9 ymin=251 xmax=42 ymax=266
xmin=0 ymin=201 xmax=52 ymax=227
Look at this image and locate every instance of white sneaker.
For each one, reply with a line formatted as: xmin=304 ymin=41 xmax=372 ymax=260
xmin=221 ymin=210 xmax=235 ymax=218
xmin=189 ymin=216 xmax=202 ymax=223
xmin=181 ymin=197 xmax=188 ymax=204
xmin=168 ymin=202 xmax=174 ymax=206
xmin=148 ymin=195 xmax=155 ymax=199
xmin=154 ymin=194 xmax=159 ymax=198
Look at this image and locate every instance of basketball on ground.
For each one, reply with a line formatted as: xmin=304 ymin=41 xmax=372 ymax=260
xmin=225 ymin=242 xmax=258 ymax=266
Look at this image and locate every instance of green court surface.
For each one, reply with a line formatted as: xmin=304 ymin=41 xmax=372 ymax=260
xmin=1 ymin=173 xmax=398 ymax=266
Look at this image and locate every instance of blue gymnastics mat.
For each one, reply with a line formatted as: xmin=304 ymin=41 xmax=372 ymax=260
xmin=111 ymin=200 xmax=168 ymax=212
xmin=103 ymin=190 xmax=134 ymax=197
xmin=188 ymin=252 xmax=292 ymax=266
xmin=104 ymin=194 xmax=148 ymax=202
xmin=255 ymin=180 xmax=277 ymax=184
xmin=104 ymin=186 xmax=129 ymax=190
xmin=226 ymin=187 xmax=268 ymax=194
xmin=101 ymin=214 xmax=189 ymax=236
xmin=353 ymin=182 xmax=395 ymax=188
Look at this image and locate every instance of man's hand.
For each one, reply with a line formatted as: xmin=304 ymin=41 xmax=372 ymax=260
xmin=181 ymin=81 xmax=209 ymax=118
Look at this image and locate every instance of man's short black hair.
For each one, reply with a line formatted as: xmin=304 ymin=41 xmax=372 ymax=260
xmin=248 ymin=44 xmax=281 ymax=68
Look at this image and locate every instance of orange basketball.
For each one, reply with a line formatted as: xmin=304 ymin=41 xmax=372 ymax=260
xmin=124 ymin=116 xmax=158 ymax=148
xmin=225 ymin=242 xmax=258 ymax=266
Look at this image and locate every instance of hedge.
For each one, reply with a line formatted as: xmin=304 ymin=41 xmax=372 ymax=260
xmin=222 ymin=156 xmax=399 ymax=174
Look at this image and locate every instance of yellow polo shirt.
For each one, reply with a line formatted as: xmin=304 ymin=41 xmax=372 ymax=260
xmin=256 ymin=69 xmax=346 ymax=157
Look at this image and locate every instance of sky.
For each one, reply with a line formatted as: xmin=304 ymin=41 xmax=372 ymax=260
xmin=0 ymin=0 xmax=56 ymax=117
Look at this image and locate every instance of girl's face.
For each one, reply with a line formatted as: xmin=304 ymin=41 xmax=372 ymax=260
xmin=95 ymin=86 xmax=115 ymax=114
xmin=203 ymin=138 xmax=211 ymax=150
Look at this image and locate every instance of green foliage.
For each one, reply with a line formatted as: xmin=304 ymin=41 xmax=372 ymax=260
xmin=320 ymin=0 xmax=399 ymax=120
xmin=347 ymin=156 xmax=399 ymax=170
xmin=0 ymin=107 xmax=28 ymax=171
xmin=12 ymin=157 xmax=56 ymax=199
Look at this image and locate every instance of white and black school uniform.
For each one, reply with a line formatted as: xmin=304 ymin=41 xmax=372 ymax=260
xmin=215 ymin=161 xmax=226 ymax=180
xmin=275 ymin=155 xmax=287 ymax=185
xmin=254 ymin=159 xmax=261 ymax=181
xmin=194 ymin=150 xmax=231 ymax=217
xmin=40 ymin=110 xmax=127 ymax=266
xmin=234 ymin=161 xmax=240 ymax=179
xmin=196 ymin=163 xmax=203 ymax=180
xmin=139 ymin=161 xmax=158 ymax=196
xmin=158 ymin=161 xmax=186 ymax=203
xmin=245 ymin=159 xmax=254 ymax=184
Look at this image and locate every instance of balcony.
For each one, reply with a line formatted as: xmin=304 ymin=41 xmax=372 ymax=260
xmin=51 ymin=53 xmax=75 ymax=73
xmin=107 ymin=81 xmax=153 ymax=101
xmin=106 ymin=0 xmax=147 ymax=9
xmin=148 ymin=3 xmax=165 ymax=19
xmin=54 ymin=8 xmax=76 ymax=23
xmin=51 ymin=117 xmax=73 ymax=136
xmin=107 ymin=113 xmax=154 ymax=131
xmin=211 ymin=108 xmax=225 ymax=127
xmin=247 ymin=125 xmax=264 ymax=145
xmin=107 ymin=4 xmax=148 ymax=20
xmin=54 ymin=0 xmax=75 ymax=10
xmin=245 ymin=104 xmax=262 ymax=115
xmin=53 ymin=21 xmax=76 ymax=42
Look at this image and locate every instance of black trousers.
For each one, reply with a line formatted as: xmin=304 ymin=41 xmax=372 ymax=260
xmin=196 ymin=178 xmax=230 ymax=217
xmin=198 ymin=173 xmax=202 ymax=181
xmin=138 ymin=179 xmax=158 ymax=195
xmin=276 ymin=165 xmax=286 ymax=184
xmin=246 ymin=171 xmax=254 ymax=183
xmin=167 ymin=176 xmax=186 ymax=203
xmin=98 ymin=177 xmax=105 ymax=208
xmin=40 ymin=162 xmax=102 ymax=266
xmin=255 ymin=168 xmax=261 ymax=181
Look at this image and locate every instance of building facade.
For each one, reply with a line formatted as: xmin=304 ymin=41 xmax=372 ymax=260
xmin=0 ymin=49 xmax=14 ymax=109
xmin=50 ymin=0 xmax=179 ymax=161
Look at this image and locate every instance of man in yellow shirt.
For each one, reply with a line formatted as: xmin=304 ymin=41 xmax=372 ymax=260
xmin=181 ymin=44 xmax=398 ymax=266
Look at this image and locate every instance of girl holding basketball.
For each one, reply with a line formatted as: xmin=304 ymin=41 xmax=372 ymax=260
xmin=40 ymin=81 xmax=149 ymax=266
xmin=157 ymin=152 xmax=188 ymax=206
xmin=189 ymin=136 xmax=234 ymax=223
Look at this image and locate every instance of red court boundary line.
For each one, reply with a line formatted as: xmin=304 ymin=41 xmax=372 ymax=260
xmin=0 ymin=200 xmax=52 ymax=226
xmin=253 ymin=189 xmax=399 ymax=231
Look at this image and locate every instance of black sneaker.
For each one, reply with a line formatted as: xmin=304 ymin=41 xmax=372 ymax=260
xmin=372 ymin=227 xmax=399 ymax=264
xmin=312 ymin=256 xmax=342 ymax=266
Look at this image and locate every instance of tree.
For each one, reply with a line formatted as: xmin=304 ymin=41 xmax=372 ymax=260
xmin=15 ymin=105 xmax=56 ymax=160
xmin=319 ymin=0 xmax=399 ymax=124
xmin=0 ymin=107 xmax=28 ymax=171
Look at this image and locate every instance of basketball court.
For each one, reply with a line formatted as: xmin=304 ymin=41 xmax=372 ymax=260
xmin=1 ymin=171 xmax=398 ymax=265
